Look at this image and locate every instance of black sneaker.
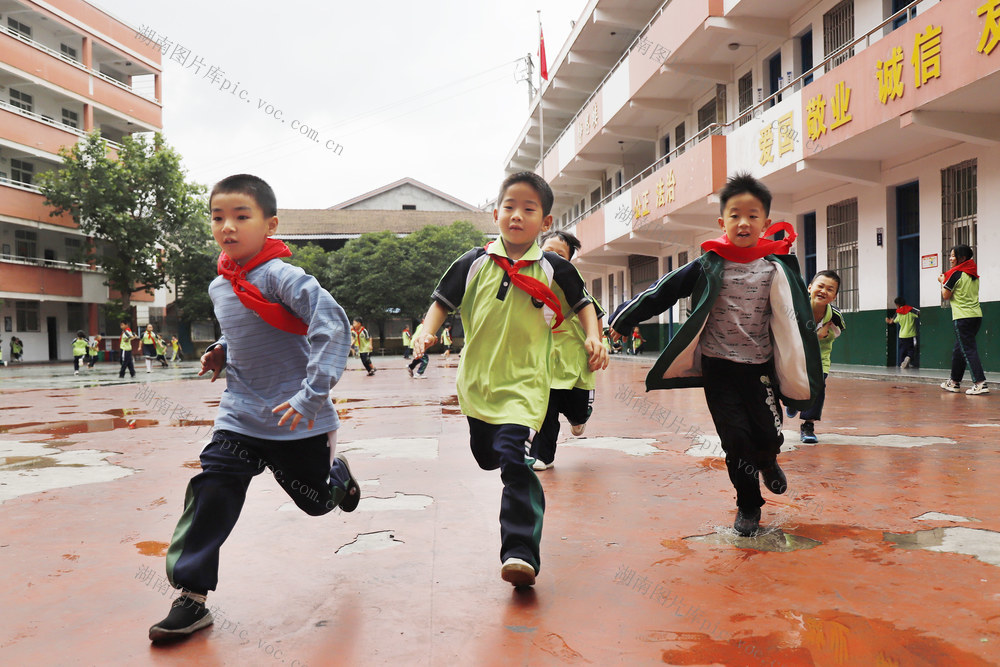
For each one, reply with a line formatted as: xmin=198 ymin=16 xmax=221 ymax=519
xmin=733 ymin=508 xmax=761 ymax=537
xmin=149 ymin=594 xmax=213 ymax=642
xmin=800 ymin=421 xmax=818 ymax=444
xmin=334 ymin=454 xmax=361 ymax=512
xmin=761 ymin=462 xmax=788 ymax=495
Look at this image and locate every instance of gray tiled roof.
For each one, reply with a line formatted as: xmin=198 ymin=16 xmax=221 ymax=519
xmin=275 ymin=209 xmax=495 ymax=237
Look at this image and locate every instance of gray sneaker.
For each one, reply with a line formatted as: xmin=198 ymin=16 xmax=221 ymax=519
xmin=941 ymin=379 xmax=961 ymax=393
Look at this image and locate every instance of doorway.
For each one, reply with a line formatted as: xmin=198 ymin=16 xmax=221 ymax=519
xmin=47 ymin=316 xmax=58 ymax=360
xmin=895 ymin=181 xmax=920 ymax=365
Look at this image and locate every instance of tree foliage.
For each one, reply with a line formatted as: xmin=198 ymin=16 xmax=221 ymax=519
xmin=37 ymin=131 xmax=206 ymax=317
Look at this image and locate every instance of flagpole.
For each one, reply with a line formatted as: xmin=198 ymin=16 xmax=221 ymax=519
xmin=538 ymin=10 xmax=544 ymax=179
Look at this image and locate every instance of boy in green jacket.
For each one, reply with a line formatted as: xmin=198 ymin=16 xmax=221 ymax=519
xmin=610 ymin=173 xmax=821 ymax=536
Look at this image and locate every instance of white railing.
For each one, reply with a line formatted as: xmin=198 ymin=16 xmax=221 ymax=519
xmin=0 ymin=176 xmax=42 ymax=194
xmin=0 ymin=23 xmax=159 ymax=104
xmin=0 ymin=253 xmax=101 ymax=273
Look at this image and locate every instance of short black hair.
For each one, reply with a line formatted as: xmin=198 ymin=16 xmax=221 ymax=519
xmin=120 ymin=319 xmax=130 ymax=326
xmin=894 ymin=297 xmax=906 ymax=306
xmin=951 ymin=244 xmax=974 ymax=263
xmin=77 ymin=330 xmax=86 ymax=338
xmin=353 ymin=316 xmax=363 ymax=325
xmin=718 ymin=171 xmax=772 ymax=216
xmin=539 ymin=230 xmax=582 ymax=259
xmin=497 ymin=172 xmax=554 ymax=217
xmin=811 ymin=269 xmax=841 ymax=290
xmin=210 ymin=174 xmax=277 ymax=218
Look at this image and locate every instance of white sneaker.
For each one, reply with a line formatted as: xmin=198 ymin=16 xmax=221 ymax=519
xmin=900 ymin=356 xmax=911 ymax=369
xmin=941 ymin=380 xmax=960 ymax=393
xmin=531 ymin=458 xmax=551 ymax=471
xmin=500 ymin=557 xmax=536 ymax=587
xmin=966 ymin=382 xmax=989 ymax=395
xmin=74 ymin=371 xmax=79 ymax=375
xmin=570 ymin=423 xmax=586 ymax=436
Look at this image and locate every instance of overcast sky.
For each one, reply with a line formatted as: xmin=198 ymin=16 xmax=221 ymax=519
xmin=90 ymin=0 xmax=585 ymax=210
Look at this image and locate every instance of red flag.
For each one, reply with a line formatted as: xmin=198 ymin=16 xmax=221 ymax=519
xmin=539 ymin=26 xmax=548 ymax=81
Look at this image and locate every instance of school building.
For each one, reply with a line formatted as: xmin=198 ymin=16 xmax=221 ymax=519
xmin=507 ymin=0 xmax=999 ymax=371
xmin=0 ymin=0 xmax=163 ymax=362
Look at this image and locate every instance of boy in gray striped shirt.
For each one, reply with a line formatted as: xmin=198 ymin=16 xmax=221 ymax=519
xmin=149 ymin=174 xmax=359 ymax=643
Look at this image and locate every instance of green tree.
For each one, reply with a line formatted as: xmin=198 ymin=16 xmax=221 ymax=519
xmin=284 ymin=242 xmax=334 ymax=287
xmin=161 ymin=211 xmax=217 ymax=325
xmin=37 ymin=131 xmax=205 ymax=318
xmin=398 ymin=221 xmax=489 ymax=321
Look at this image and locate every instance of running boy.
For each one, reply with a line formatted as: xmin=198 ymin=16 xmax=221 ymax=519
xmin=118 ymin=321 xmax=137 ymax=378
xmin=886 ymin=297 xmax=918 ymax=368
xmin=610 ymin=173 xmax=822 ymax=537
xmin=788 ymin=271 xmax=845 ymax=444
xmin=71 ymin=330 xmax=88 ymax=375
xmin=352 ymin=317 xmax=377 ymax=376
xmin=148 ymin=174 xmax=359 ymax=643
xmin=87 ymin=335 xmax=102 ymax=368
xmin=529 ymin=230 xmax=603 ymax=471
xmin=413 ymin=172 xmax=607 ymax=586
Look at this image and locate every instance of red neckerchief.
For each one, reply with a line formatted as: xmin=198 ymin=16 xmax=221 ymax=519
xmin=486 ymin=242 xmax=565 ymax=329
xmin=896 ymin=305 xmax=913 ymax=315
xmin=700 ymin=222 xmax=797 ymax=262
xmin=217 ymin=238 xmax=309 ymax=335
xmin=943 ymin=259 xmax=979 ymax=282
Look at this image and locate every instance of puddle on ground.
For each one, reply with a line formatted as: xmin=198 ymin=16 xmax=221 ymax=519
xmin=334 ymin=397 xmax=365 ymax=404
xmin=0 ymin=440 xmax=134 ymax=503
xmin=172 ymin=419 xmax=214 ymax=428
xmin=647 ymin=607 xmax=993 ymax=666
xmin=0 ymin=406 xmax=30 ymax=411
xmin=685 ymin=431 xmax=956 ymax=458
xmin=441 ymin=407 xmax=462 ymax=416
xmin=335 ymin=530 xmax=403 ymax=555
xmin=135 ymin=541 xmax=169 ymax=557
xmin=339 ymin=437 xmax=438 ymax=459
xmin=181 ymin=460 xmax=201 ymax=469
xmin=358 ymin=492 xmax=433 ymax=511
xmin=885 ymin=527 xmax=1000 ymax=567
xmin=685 ymin=529 xmax=822 ymax=552
xmin=561 ymin=437 xmax=663 ymax=457
xmin=0 ymin=418 xmax=159 ymax=437
xmin=441 ymin=395 xmax=459 ymax=406
xmin=914 ymin=511 xmax=979 ymax=523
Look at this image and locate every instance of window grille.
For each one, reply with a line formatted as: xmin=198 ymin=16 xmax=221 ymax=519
xmin=941 ymin=159 xmax=977 ymax=263
xmin=826 ymin=198 xmax=859 ymax=311
xmin=824 ymin=0 xmax=854 ymax=71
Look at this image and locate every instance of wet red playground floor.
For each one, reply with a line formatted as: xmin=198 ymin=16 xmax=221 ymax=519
xmin=0 ymin=358 xmax=998 ymax=666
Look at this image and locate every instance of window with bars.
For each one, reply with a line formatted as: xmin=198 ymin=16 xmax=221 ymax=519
xmin=697 ymin=99 xmax=716 ymax=133
xmin=15 ymin=229 xmax=37 ymax=258
xmin=826 ymin=198 xmax=859 ymax=312
xmin=591 ymin=278 xmax=603 ymax=309
xmin=629 ymin=255 xmax=659 ymax=299
xmin=16 ymin=301 xmax=40 ymax=332
xmin=11 ymin=159 xmax=33 ymax=185
xmin=62 ymin=108 xmax=79 ymax=129
xmin=10 ymin=88 xmax=33 ymax=113
xmin=823 ymin=0 xmax=854 ymax=71
xmin=941 ymin=159 xmax=977 ymax=262
xmin=608 ymin=273 xmax=616 ymax=310
xmin=677 ymin=251 xmax=691 ymax=323
xmin=60 ymin=43 xmax=78 ymax=60
xmin=675 ymin=122 xmax=686 ymax=156
xmin=617 ymin=270 xmax=625 ymax=304
xmin=738 ymin=71 xmax=753 ymax=126
xmin=7 ymin=17 xmax=31 ymax=38
xmin=67 ymin=303 xmax=85 ymax=332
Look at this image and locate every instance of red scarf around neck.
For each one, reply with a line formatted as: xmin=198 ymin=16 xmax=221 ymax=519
xmin=942 ymin=259 xmax=979 ymax=282
xmin=217 ymin=238 xmax=309 ymax=335
xmin=487 ymin=243 xmax=565 ymax=330
xmin=701 ymin=222 xmax=797 ymax=262
xmin=896 ymin=305 xmax=913 ymax=315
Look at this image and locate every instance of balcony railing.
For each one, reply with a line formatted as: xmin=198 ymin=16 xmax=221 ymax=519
xmin=555 ymin=1 xmax=944 ymax=232
xmin=0 ymin=101 xmax=124 ymax=153
xmin=0 ymin=253 xmax=101 ymax=273
xmin=0 ymin=175 xmax=42 ymax=194
xmin=0 ymin=22 xmax=159 ymax=103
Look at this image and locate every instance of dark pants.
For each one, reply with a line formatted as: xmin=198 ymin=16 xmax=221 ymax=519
xmin=87 ymin=354 xmax=98 ymax=368
xmin=166 ymin=429 xmax=353 ymax=593
xmin=897 ymin=337 xmax=916 ymax=366
xmin=360 ymin=352 xmax=374 ymax=372
xmin=119 ymin=350 xmax=135 ymax=377
xmin=408 ymin=355 xmax=429 ymax=375
xmin=702 ymin=356 xmax=784 ymax=512
xmin=951 ymin=317 xmax=986 ymax=384
xmin=403 ymin=347 xmax=411 ymax=359
xmin=467 ymin=418 xmax=544 ymax=572
xmin=530 ymin=387 xmax=594 ymax=465
xmin=800 ymin=373 xmax=828 ymax=422
xmin=73 ymin=355 xmax=84 ymax=371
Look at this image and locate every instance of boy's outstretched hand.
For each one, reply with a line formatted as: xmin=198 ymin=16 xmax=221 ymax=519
xmin=585 ymin=336 xmax=609 ymax=371
xmin=272 ymin=402 xmax=314 ymax=431
xmin=412 ymin=332 xmax=437 ymax=359
xmin=198 ymin=346 xmax=226 ymax=382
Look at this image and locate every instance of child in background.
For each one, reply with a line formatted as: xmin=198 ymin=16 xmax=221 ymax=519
xmin=154 ymin=334 xmax=170 ymax=368
xmin=401 ymin=326 xmax=412 ymax=359
xmin=119 ymin=321 xmax=137 ymax=378
xmin=352 ymin=317 xmax=377 ymax=376
xmin=87 ymin=334 xmax=103 ymax=368
xmin=407 ymin=322 xmax=430 ymax=378
xmin=788 ymin=271 xmax=845 ymax=444
xmin=413 ymin=172 xmax=606 ymax=586
xmin=441 ymin=324 xmax=453 ymax=359
xmin=885 ymin=297 xmax=918 ymax=368
xmin=630 ymin=326 xmax=645 ymax=355
xmin=529 ymin=230 xmax=603 ymax=471
xmin=939 ymin=244 xmax=988 ymax=395
xmin=149 ymin=174 xmax=358 ymax=643
xmin=610 ymin=173 xmax=821 ymax=537
xmin=170 ymin=335 xmax=183 ymax=363
xmin=140 ymin=324 xmax=158 ymax=373
xmin=72 ymin=330 xmax=88 ymax=375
